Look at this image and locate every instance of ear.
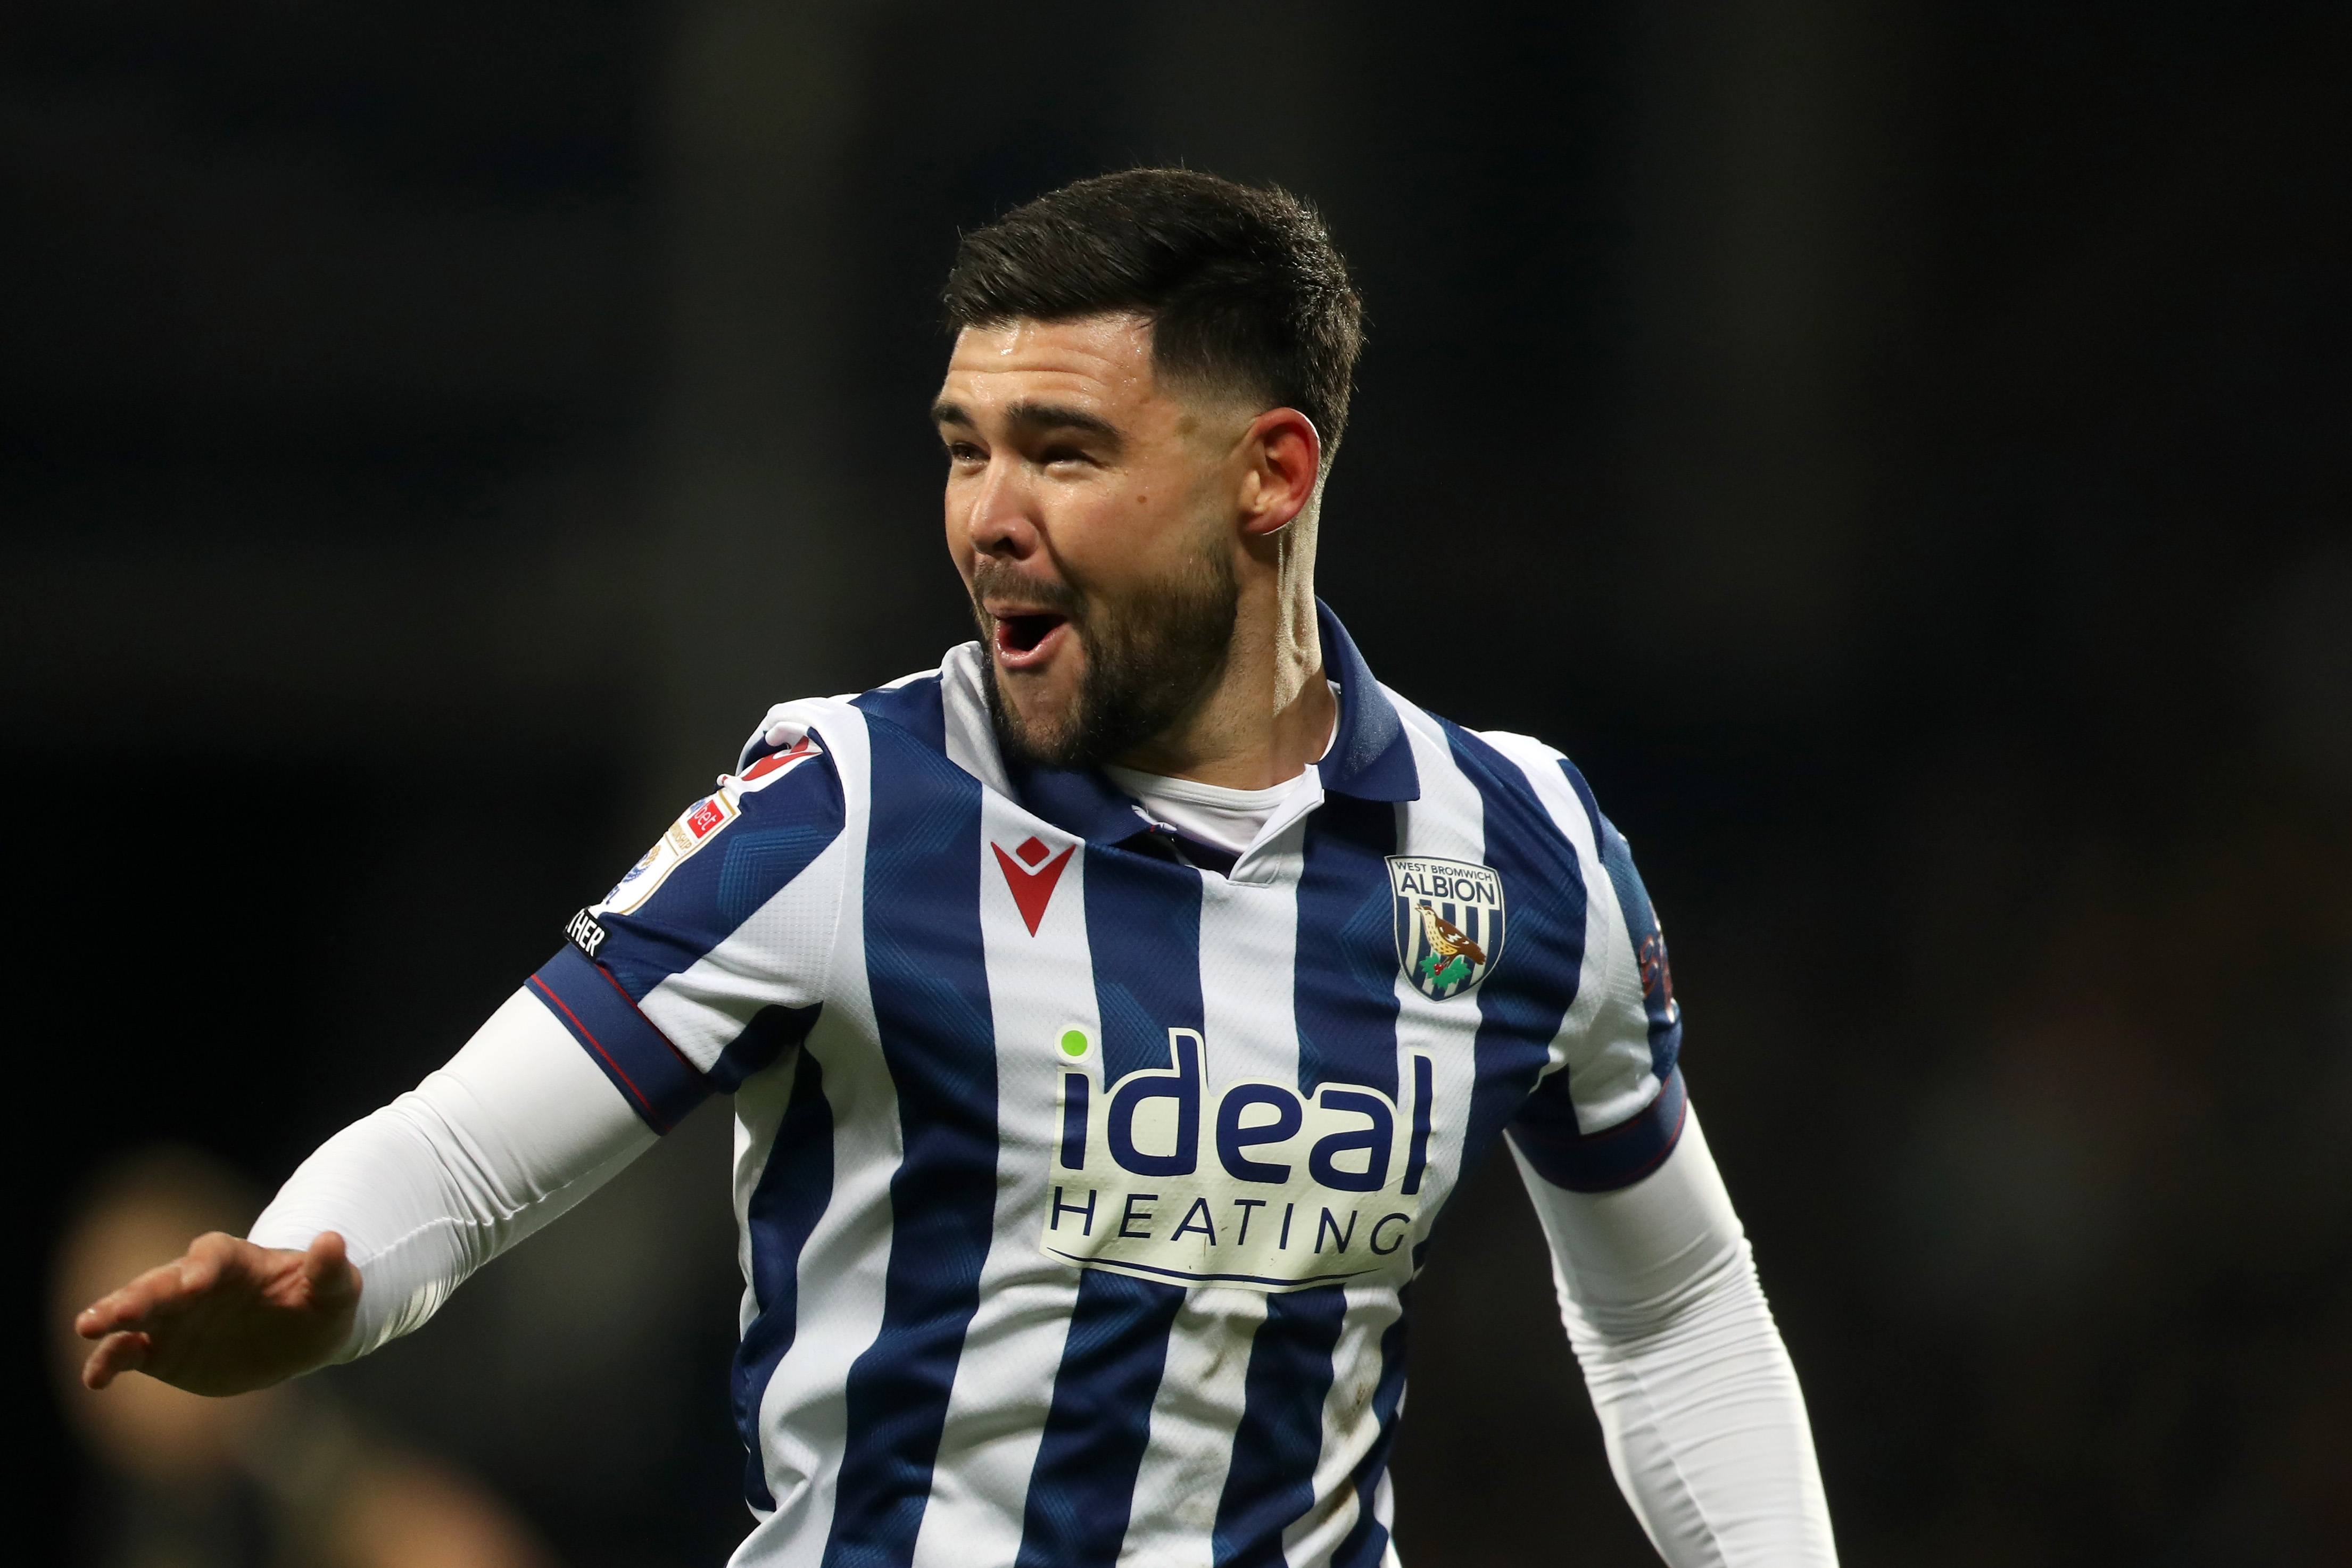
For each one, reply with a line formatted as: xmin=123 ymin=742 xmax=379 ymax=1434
xmin=1237 ymin=408 xmax=1323 ymax=537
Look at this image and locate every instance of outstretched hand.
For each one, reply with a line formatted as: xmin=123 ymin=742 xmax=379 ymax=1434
xmin=77 ymin=1230 xmax=361 ymax=1397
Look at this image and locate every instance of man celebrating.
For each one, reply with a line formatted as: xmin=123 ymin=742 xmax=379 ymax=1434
xmin=79 ymin=170 xmax=1837 ymax=1566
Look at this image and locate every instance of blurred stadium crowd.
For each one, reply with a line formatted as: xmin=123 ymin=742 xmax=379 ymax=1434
xmin=7 ymin=2 xmax=2349 ymax=1564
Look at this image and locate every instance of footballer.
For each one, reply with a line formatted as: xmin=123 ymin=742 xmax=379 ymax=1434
xmin=79 ymin=170 xmax=1837 ymax=1567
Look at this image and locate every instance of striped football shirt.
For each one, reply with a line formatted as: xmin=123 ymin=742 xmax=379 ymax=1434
xmin=526 ymin=603 xmax=1686 ymax=1568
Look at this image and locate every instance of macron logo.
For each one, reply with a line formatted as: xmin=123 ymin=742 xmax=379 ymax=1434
xmin=992 ymin=835 xmax=1075 ymax=935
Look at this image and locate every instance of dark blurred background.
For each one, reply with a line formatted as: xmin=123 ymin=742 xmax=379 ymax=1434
xmin=9 ymin=1 xmax=2350 ymax=1563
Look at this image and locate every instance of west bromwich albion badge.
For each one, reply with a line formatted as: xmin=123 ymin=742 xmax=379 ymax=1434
xmin=1386 ymin=856 xmax=1505 ymax=1000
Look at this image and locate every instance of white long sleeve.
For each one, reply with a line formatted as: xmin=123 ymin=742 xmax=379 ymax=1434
xmin=1514 ymin=1109 xmax=1837 ymax=1567
xmin=250 ymin=986 xmax=657 ymax=1360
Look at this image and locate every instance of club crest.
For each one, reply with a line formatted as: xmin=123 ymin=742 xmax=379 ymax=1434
xmin=1387 ymin=856 xmax=1506 ymax=1000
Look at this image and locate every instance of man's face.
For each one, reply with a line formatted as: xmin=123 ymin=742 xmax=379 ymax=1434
xmin=934 ymin=314 xmax=1244 ymax=769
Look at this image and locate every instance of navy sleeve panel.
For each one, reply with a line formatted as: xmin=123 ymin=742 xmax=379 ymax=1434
xmin=1508 ymin=1065 xmax=1688 ymax=1193
xmin=529 ymin=944 xmax=711 ymax=1134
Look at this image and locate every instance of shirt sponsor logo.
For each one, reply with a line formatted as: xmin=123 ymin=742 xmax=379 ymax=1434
xmin=1387 ymin=856 xmax=1505 ymax=1000
xmin=1039 ymin=1027 xmax=1432 ymax=1292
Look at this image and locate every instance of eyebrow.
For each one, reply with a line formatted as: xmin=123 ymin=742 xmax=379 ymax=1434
xmin=930 ymin=397 xmax=1124 ymax=451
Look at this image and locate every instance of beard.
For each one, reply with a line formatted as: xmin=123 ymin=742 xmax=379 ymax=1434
xmin=972 ymin=543 xmax=1238 ymax=771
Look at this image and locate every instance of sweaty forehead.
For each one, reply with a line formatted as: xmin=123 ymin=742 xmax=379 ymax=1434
xmin=940 ymin=316 xmax=1158 ymax=411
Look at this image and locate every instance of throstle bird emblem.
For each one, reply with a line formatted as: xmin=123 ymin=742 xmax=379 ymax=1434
xmin=1414 ymin=902 xmax=1486 ymax=989
xmin=1387 ymin=856 xmax=1507 ymax=1000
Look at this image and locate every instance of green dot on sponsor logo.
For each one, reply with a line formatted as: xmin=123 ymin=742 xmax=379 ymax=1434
xmin=1059 ymin=1029 xmax=1089 ymax=1058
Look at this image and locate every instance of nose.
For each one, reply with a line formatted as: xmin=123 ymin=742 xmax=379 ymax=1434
xmin=963 ymin=454 xmax=1040 ymax=562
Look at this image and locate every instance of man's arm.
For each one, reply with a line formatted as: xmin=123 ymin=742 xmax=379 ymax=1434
xmin=1514 ymin=1109 xmax=1837 ymax=1567
xmin=79 ymin=987 xmax=653 ymax=1394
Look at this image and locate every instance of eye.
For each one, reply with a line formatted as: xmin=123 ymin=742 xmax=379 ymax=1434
xmin=943 ymin=441 xmax=985 ymax=467
xmin=1039 ymin=444 xmax=1095 ymax=469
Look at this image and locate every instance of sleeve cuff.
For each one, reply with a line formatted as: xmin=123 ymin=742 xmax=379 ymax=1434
xmin=1508 ymin=1066 xmax=1688 ymax=1193
xmin=527 ymin=944 xmax=709 ymax=1133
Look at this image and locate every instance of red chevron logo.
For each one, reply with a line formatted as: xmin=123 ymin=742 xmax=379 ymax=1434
xmin=992 ymin=835 xmax=1074 ymax=935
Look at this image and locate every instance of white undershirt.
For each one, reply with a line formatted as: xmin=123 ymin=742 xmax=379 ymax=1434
xmin=1101 ymin=766 xmax=1318 ymax=857
xmin=1099 ymin=679 xmax=1339 ymax=858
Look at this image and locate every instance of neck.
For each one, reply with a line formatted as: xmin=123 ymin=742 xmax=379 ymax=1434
xmin=1112 ymin=495 xmax=1332 ymax=789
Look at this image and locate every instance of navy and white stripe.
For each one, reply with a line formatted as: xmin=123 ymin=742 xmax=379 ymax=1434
xmin=525 ymin=604 xmax=1687 ymax=1567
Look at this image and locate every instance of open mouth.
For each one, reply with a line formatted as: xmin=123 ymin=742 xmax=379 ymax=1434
xmin=992 ymin=610 xmax=1070 ymax=668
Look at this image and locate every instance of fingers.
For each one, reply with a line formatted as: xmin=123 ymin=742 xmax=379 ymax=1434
xmin=81 ymin=1329 xmax=151 ymax=1390
xmin=74 ymin=1232 xmax=254 ymax=1343
xmin=76 ymin=1296 xmax=126 ymax=1341
xmin=77 ymin=1256 xmax=192 ymax=1339
xmin=303 ymin=1231 xmax=363 ymax=1309
xmin=177 ymin=1240 xmax=227 ymax=1295
xmin=307 ymin=1229 xmax=349 ymax=1275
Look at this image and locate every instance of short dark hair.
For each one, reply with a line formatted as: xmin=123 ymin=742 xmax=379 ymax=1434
xmin=942 ymin=169 xmax=1364 ymax=462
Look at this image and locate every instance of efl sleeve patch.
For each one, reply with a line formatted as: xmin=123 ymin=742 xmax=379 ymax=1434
xmin=599 ymin=735 xmax=825 ymax=917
